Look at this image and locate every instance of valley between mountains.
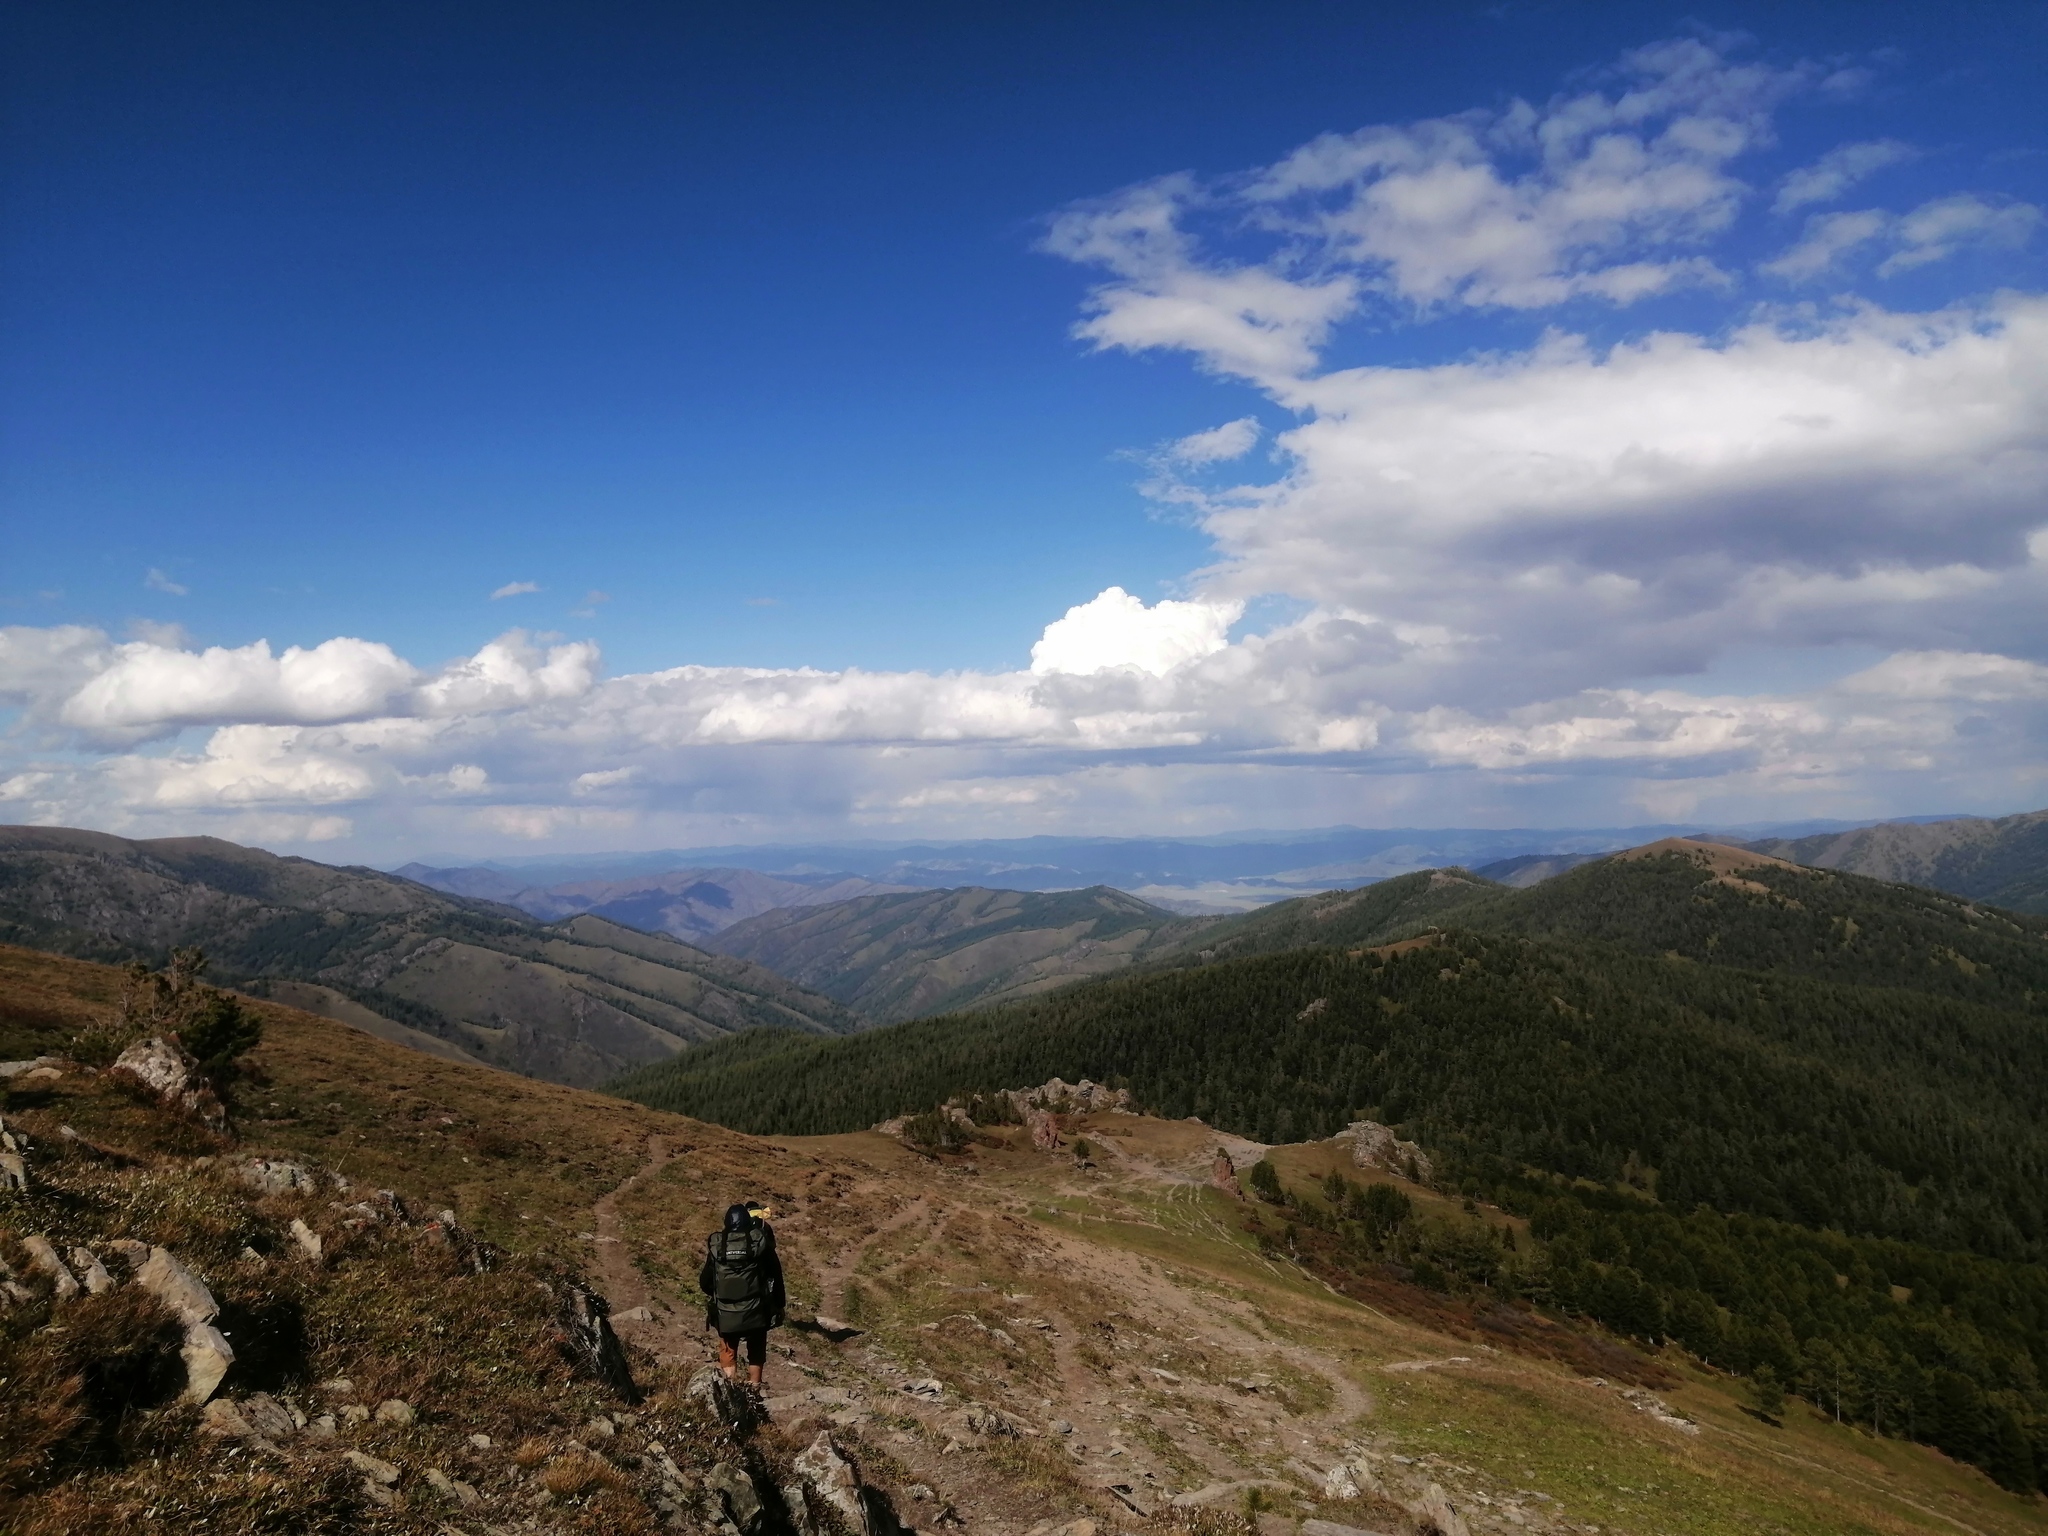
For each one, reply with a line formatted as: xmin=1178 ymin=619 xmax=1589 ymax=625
xmin=3 ymin=815 xmax=2048 ymax=1533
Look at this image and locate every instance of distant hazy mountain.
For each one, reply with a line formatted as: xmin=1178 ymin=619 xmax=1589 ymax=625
xmin=702 ymin=884 xmax=1201 ymax=1021
xmin=394 ymin=861 xmax=911 ymax=939
xmin=1737 ymin=807 xmax=2048 ymax=914
xmin=0 ymin=826 xmax=856 ymax=1087
xmin=1472 ymin=852 xmax=1603 ymax=888
xmin=400 ymin=819 xmax=1890 ymax=913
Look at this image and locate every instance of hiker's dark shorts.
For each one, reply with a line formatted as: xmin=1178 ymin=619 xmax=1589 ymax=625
xmin=717 ymin=1329 xmax=767 ymax=1369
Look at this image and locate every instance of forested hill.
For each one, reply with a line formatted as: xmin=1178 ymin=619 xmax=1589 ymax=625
xmin=0 ymin=825 xmax=855 ymax=1087
xmin=1173 ymin=837 xmax=2048 ymax=1005
xmin=703 ymin=884 xmax=1198 ymax=1021
xmin=609 ymin=843 xmax=2048 ymax=1263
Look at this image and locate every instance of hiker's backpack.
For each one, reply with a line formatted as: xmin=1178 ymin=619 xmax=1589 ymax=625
xmin=705 ymin=1225 xmax=777 ymax=1333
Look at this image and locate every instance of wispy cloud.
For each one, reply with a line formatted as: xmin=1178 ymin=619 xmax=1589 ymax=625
xmin=1763 ymin=194 xmax=2042 ymax=281
xmin=1773 ymin=139 xmax=1914 ymax=213
xmin=144 ymin=568 xmax=188 ymax=596
xmin=490 ymin=581 xmax=542 ymax=600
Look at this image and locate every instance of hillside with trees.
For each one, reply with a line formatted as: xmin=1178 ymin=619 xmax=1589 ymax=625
xmin=703 ymin=883 xmax=1200 ymax=1020
xmin=1738 ymin=807 xmax=2048 ymax=915
xmin=609 ymin=843 xmax=2048 ymax=1488
xmin=0 ymin=826 xmax=855 ymax=1086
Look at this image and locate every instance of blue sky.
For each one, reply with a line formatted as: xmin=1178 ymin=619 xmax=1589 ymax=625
xmin=3 ymin=2 xmax=2045 ymax=857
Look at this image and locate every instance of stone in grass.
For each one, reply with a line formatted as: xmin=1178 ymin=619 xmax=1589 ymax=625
xmin=1407 ymin=1484 xmax=1471 ymax=1536
xmin=201 ymin=1399 xmax=255 ymax=1438
xmin=373 ymin=1398 xmax=415 ymax=1425
xmin=288 ymin=1218 xmax=323 ymax=1263
xmin=469 ymin=1433 xmax=493 ymax=1450
xmin=342 ymin=1405 xmax=372 ymax=1425
xmin=20 ymin=1236 xmax=79 ymax=1301
xmin=69 ymin=1247 xmax=115 ymax=1295
xmin=424 ymin=1468 xmax=481 ymax=1506
xmin=181 ymin=1324 xmax=235 ymax=1404
xmin=133 ymin=1247 xmax=220 ymax=1327
xmin=242 ymin=1394 xmax=299 ymax=1440
xmin=344 ymin=1450 xmax=401 ymax=1485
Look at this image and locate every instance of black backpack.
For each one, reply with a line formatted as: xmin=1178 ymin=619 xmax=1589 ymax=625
xmin=705 ymin=1226 xmax=775 ymax=1331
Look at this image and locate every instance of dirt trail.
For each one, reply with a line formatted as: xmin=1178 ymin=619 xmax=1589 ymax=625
xmin=589 ymin=1134 xmax=710 ymax=1368
xmin=803 ymin=1190 xmax=934 ymax=1320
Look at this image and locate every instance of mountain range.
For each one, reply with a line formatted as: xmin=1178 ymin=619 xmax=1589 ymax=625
xmin=398 ymin=818 xmax=1918 ymax=912
xmin=394 ymin=861 xmax=912 ymax=940
xmin=0 ymin=826 xmax=854 ymax=1087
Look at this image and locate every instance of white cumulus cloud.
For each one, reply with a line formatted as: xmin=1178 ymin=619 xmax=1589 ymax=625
xmin=61 ymin=637 xmax=420 ymax=735
xmin=1030 ymin=588 xmax=1243 ymax=677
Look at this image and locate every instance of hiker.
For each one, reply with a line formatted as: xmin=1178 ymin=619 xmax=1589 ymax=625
xmin=699 ymin=1199 xmax=785 ymax=1388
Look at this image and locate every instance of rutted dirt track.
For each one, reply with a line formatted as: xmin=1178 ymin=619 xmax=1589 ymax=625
xmin=582 ymin=1115 xmax=1408 ymax=1533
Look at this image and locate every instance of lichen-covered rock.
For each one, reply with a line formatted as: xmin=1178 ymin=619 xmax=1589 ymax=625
xmin=794 ymin=1434 xmax=868 ymax=1535
xmin=687 ymin=1364 xmax=752 ymax=1425
xmin=238 ymin=1158 xmax=317 ymax=1195
xmin=707 ymin=1461 xmax=766 ymax=1533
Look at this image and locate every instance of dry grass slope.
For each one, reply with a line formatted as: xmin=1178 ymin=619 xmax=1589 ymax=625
xmin=1 ymin=943 xmax=2043 ymax=1536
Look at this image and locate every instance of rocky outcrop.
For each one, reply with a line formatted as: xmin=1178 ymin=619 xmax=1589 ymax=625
xmin=109 ymin=1037 xmax=224 ymax=1130
xmin=687 ymin=1364 xmax=753 ymax=1426
xmin=238 ymin=1157 xmax=318 ymax=1194
xmin=1336 ymin=1120 xmax=1433 ymax=1184
xmin=1027 ymin=1109 xmax=1060 ymax=1152
xmin=557 ymin=1282 xmax=639 ymax=1402
xmin=1210 ymin=1150 xmax=1244 ymax=1199
xmin=1010 ymin=1077 xmax=1130 ymax=1113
